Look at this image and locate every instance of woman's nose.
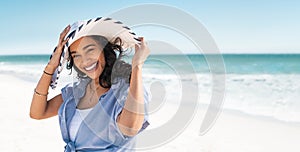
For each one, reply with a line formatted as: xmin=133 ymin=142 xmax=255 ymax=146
xmin=81 ymin=55 xmax=92 ymax=66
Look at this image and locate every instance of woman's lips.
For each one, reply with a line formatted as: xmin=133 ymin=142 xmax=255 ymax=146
xmin=84 ymin=62 xmax=98 ymax=72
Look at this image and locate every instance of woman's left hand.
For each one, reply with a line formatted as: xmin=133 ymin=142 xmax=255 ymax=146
xmin=132 ymin=37 xmax=150 ymax=68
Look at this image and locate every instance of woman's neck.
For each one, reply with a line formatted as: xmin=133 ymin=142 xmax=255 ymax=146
xmin=90 ymin=79 xmax=100 ymax=89
xmin=90 ymin=79 xmax=109 ymax=95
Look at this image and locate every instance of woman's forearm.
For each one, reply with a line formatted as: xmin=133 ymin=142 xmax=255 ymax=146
xmin=29 ymin=65 xmax=55 ymax=119
xmin=117 ymin=64 xmax=145 ymax=136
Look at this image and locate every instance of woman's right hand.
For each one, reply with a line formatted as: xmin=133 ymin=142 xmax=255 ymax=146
xmin=46 ymin=25 xmax=70 ymax=73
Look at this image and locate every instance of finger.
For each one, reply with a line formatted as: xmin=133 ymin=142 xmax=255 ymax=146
xmin=138 ymin=37 xmax=144 ymax=43
xmin=55 ymin=40 xmax=69 ymax=54
xmin=62 ymin=25 xmax=71 ymax=35
xmin=61 ymin=25 xmax=70 ymax=34
xmin=59 ymin=25 xmax=70 ymax=42
xmin=134 ymin=43 xmax=139 ymax=52
xmin=57 ymin=37 xmax=70 ymax=51
xmin=139 ymin=37 xmax=148 ymax=47
xmin=59 ymin=28 xmax=70 ymax=42
xmin=62 ymin=38 xmax=70 ymax=46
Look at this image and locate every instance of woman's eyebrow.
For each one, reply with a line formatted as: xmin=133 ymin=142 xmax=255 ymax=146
xmin=70 ymin=44 xmax=96 ymax=54
xmin=70 ymin=50 xmax=77 ymax=55
xmin=83 ymin=44 xmax=96 ymax=50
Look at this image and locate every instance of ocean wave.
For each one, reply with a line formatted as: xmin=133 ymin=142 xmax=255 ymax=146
xmin=0 ymin=64 xmax=44 ymax=82
xmin=217 ymin=74 xmax=300 ymax=123
xmin=144 ymin=73 xmax=300 ymax=123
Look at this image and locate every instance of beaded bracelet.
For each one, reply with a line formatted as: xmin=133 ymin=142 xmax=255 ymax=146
xmin=43 ymin=70 xmax=53 ymax=76
xmin=34 ymin=88 xmax=48 ymax=97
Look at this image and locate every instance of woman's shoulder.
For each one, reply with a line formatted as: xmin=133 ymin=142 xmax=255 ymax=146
xmin=111 ymin=77 xmax=130 ymax=90
xmin=61 ymin=78 xmax=90 ymax=100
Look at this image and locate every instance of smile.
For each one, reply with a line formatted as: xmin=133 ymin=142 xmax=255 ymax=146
xmin=84 ymin=62 xmax=98 ymax=71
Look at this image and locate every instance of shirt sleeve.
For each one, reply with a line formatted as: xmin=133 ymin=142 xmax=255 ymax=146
xmin=59 ymin=83 xmax=74 ymax=115
xmin=111 ymin=78 xmax=151 ymax=140
xmin=61 ymin=83 xmax=73 ymax=102
xmin=60 ymin=79 xmax=89 ymax=105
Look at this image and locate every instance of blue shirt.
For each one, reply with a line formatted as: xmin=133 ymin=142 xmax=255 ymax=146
xmin=58 ymin=78 xmax=150 ymax=152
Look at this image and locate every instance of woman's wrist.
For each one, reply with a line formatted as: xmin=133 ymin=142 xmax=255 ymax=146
xmin=44 ymin=64 xmax=56 ymax=75
xmin=132 ymin=62 xmax=143 ymax=70
xmin=131 ymin=64 xmax=143 ymax=76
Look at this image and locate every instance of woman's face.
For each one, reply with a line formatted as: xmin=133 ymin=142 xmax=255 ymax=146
xmin=69 ymin=36 xmax=106 ymax=80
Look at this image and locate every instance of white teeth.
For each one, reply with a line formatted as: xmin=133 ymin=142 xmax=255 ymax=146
xmin=85 ymin=62 xmax=97 ymax=71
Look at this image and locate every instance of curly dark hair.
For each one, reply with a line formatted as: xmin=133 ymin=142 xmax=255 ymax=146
xmin=66 ymin=35 xmax=132 ymax=88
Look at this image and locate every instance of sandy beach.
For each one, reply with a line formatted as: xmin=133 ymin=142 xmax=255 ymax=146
xmin=0 ymin=74 xmax=64 ymax=151
xmin=1 ymin=73 xmax=300 ymax=152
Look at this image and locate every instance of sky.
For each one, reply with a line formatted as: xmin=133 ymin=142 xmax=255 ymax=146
xmin=0 ymin=0 xmax=299 ymax=55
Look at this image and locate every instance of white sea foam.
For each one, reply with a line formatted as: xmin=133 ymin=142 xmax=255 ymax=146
xmin=0 ymin=63 xmax=44 ymax=82
xmin=143 ymin=73 xmax=300 ymax=123
xmin=223 ymin=74 xmax=300 ymax=123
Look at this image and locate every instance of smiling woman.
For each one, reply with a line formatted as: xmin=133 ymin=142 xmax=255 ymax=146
xmin=66 ymin=36 xmax=131 ymax=88
xmin=68 ymin=36 xmax=107 ymax=81
xmin=29 ymin=17 xmax=151 ymax=151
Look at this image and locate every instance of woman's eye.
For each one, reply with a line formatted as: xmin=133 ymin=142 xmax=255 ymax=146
xmin=73 ymin=54 xmax=81 ymax=59
xmin=87 ymin=48 xmax=95 ymax=53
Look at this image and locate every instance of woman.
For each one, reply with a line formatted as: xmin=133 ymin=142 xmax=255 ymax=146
xmin=30 ymin=17 xmax=150 ymax=151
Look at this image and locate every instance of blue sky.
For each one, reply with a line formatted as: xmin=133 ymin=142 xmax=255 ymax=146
xmin=0 ymin=0 xmax=299 ymax=54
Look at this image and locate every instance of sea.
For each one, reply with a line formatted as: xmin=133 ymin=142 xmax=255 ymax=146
xmin=0 ymin=54 xmax=299 ymax=124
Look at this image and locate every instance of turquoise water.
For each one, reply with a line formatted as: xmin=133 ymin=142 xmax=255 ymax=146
xmin=147 ymin=54 xmax=300 ymax=74
xmin=1 ymin=54 xmax=299 ymax=74
xmin=0 ymin=55 xmax=49 ymax=64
